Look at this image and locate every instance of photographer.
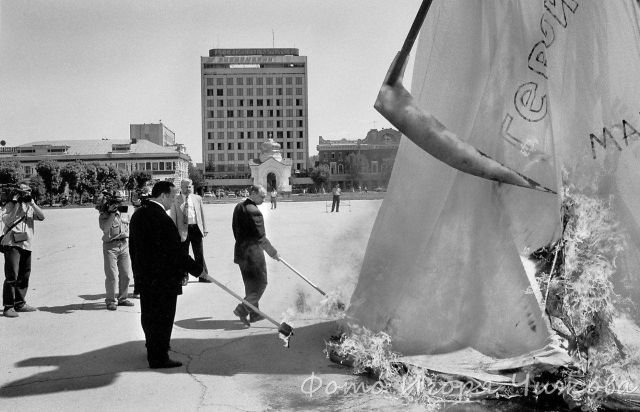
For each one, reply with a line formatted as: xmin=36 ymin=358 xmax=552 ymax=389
xmin=97 ymin=190 xmax=134 ymax=311
xmin=2 ymin=183 xmax=45 ymax=318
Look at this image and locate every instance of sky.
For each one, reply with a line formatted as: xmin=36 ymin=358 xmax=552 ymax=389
xmin=0 ymin=0 xmax=419 ymax=163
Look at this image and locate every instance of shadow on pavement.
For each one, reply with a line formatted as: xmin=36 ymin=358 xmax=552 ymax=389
xmin=0 ymin=321 xmax=341 ymax=398
xmin=78 ymin=294 xmax=107 ymax=301
xmin=37 ymin=302 xmax=105 ymax=314
xmin=175 ymin=317 xmax=249 ymax=331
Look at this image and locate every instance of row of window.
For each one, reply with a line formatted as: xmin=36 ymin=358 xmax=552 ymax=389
xmin=207 ymin=142 xmax=304 ymax=151
xmin=207 ymin=152 xmax=305 ymax=162
xmin=23 ymin=161 xmax=181 ymax=175
xmin=207 ymin=87 xmax=304 ymax=97
xmin=206 ymin=120 xmax=305 ymax=130
xmin=205 ymin=76 xmax=304 ymax=86
xmin=206 ymin=130 xmax=305 ymax=140
xmin=205 ymin=162 xmax=305 ymax=173
xmin=206 ymin=98 xmax=304 ymax=108
xmin=328 ymin=161 xmax=381 ymax=174
xmin=206 ymin=109 xmax=304 ymax=118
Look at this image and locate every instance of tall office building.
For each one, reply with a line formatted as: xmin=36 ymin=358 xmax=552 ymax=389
xmin=201 ymin=48 xmax=309 ymax=182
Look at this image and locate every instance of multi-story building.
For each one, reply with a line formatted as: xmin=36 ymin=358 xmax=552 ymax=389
xmin=201 ymin=48 xmax=309 ymax=187
xmin=130 ymin=122 xmax=176 ymax=147
xmin=316 ymin=128 xmax=402 ymax=190
xmin=0 ymin=138 xmax=191 ymax=183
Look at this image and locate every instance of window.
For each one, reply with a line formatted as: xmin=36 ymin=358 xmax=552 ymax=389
xmin=297 ymin=120 xmax=304 ymax=127
xmin=217 ymin=143 xmax=223 ymax=150
xmin=236 ymin=77 xmax=244 ymax=85
xmin=247 ymin=131 xmax=252 ymax=139
xmin=286 ymin=88 xmax=293 ymax=95
xmin=207 ymin=132 xmax=214 ymax=139
xmin=246 ymin=88 xmax=253 ymax=96
xmin=238 ymin=99 xmax=244 ymax=107
xmin=286 ymin=109 xmax=293 ymax=117
xmin=296 ymin=88 xmax=303 ymax=94
xmin=296 ymin=98 xmax=303 ymax=106
xmin=207 ymin=89 xmax=214 ymax=96
xmin=238 ymin=153 xmax=245 ymax=161
xmin=227 ymin=88 xmax=234 ymax=96
xmin=276 ymin=99 xmax=281 ymax=106
xmin=286 ymin=77 xmax=293 ymax=85
xmin=239 ymin=132 xmax=244 ymax=140
xmin=257 ymin=99 xmax=263 ymax=106
xmin=217 ymin=121 xmax=224 ymax=128
xmin=297 ymin=109 xmax=304 ymax=117
xmin=276 ymin=120 xmax=282 ymax=128
xmin=237 ymin=88 xmax=243 ymax=96
xmin=206 ymin=78 xmax=214 ymax=86
xmin=267 ymin=88 xmax=273 ymax=95
xmin=237 ymin=110 xmax=244 ymax=118
xmin=267 ymin=120 xmax=273 ymax=127
xmin=286 ymin=98 xmax=293 ymax=105
xmin=276 ymin=110 xmax=282 ymax=117
xmin=218 ymin=154 xmax=224 ymax=161
xmin=286 ymin=152 xmax=291 ymax=158
xmin=228 ymin=153 xmax=235 ymax=161
xmin=206 ymin=100 xmax=214 ymax=107
xmin=207 ymin=120 xmax=215 ymax=128
xmin=216 ymin=78 xmax=224 ymax=85
xmin=216 ymin=89 xmax=224 ymax=96
xmin=296 ymin=77 xmax=303 ymax=85
xmin=217 ymin=132 xmax=225 ymax=139
xmin=152 ymin=162 xmax=159 ymax=171
xmin=257 ymin=77 xmax=263 ymax=85
xmin=238 ymin=143 xmax=243 ymax=150
xmin=297 ymin=142 xmax=302 ymax=149
xmin=266 ymin=77 xmax=273 ymax=85
xmin=227 ymin=120 xmax=234 ymax=128
xmin=227 ymin=110 xmax=234 ymax=117
xmin=266 ymin=99 xmax=272 ymax=106
xmin=286 ymin=142 xmax=292 ymax=149
xmin=338 ymin=164 xmax=344 ymax=174
xmin=256 ymin=88 xmax=263 ymax=96
xmin=297 ymin=152 xmax=304 ymax=160
xmin=217 ymin=110 xmax=224 ymax=117
xmin=286 ymin=131 xmax=292 ymax=138
xmin=228 ymin=131 xmax=235 ymax=139
xmin=228 ymin=143 xmax=233 ymax=150
xmin=276 ymin=77 xmax=283 ymax=85
xmin=257 ymin=120 xmax=264 ymax=128
xmin=371 ymin=161 xmax=379 ymax=173
xmin=247 ymin=120 xmax=254 ymax=128
xmin=277 ymin=88 xmax=283 ymax=95
xmin=330 ymin=162 xmax=336 ymax=174
xmin=207 ymin=111 xmax=214 ymax=118
xmin=247 ymin=110 xmax=254 ymax=117
xmin=298 ymin=131 xmax=304 ymax=138
xmin=248 ymin=142 xmax=255 ymax=150
xmin=258 ymin=110 xmax=264 ymax=117
xmin=237 ymin=120 xmax=244 ymax=128
xmin=226 ymin=77 xmax=234 ymax=85
xmin=257 ymin=131 xmax=264 ymax=139
xmin=277 ymin=131 xmax=283 ymax=138
xmin=246 ymin=78 xmax=253 ymax=85
xmin=268 ymin=110 xmax=274 ymax=117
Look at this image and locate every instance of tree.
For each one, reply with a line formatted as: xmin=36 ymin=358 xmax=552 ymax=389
xmin=310 ymin=163 xmax=330 ymax=191
xmin=36 ymin=160 xmax=61 ymax=205
xmin=0 ymin=159 xmax=22 ymax=184
xmin=188 ymin=163 xmax=205 ymax=192
xmin=29 ymin=175 xmax=46 ymax=203
xmin=95 ymin=165 xmax=128 ymax=192
xmin=126 ymin=170 xmax=152 ymax=191
xmin=59 ymin=160 xmax=87 ymax=203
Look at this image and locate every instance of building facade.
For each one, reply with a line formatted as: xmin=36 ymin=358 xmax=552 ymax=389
xmin=0 ymin=139 xmax=191 ymax=183
xmin=316 ymin=128 xmax=402 ymax=190
xmin=130 ymin=122 xmax=176 ymax=147
xmin=201 ymin=48 xmax=309 ymax=186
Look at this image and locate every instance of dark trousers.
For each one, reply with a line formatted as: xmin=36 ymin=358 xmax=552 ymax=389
xmin=235 ymin=258 xmax=268 ymax=317
xmin=140 ymin=286 xmax=178 ymax=365
xmin=331 ymin=195 xmax=340 ymax=212
xmin=181 ymin=224 xmax=208 ymax=275
xmin=3 ymin=246 xmax=32 ymax=308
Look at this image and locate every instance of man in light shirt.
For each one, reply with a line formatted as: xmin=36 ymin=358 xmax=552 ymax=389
xmin=170 ymin=179 xmax=210 ymax=285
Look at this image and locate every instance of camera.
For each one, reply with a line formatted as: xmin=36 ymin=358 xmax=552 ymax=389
xmin=96 ymin=190 xmax=127 ymax=213
xmin=0 ymin=184 xmax=32 ymax=205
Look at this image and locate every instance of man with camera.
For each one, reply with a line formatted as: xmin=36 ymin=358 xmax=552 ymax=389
xmin=2 ymin=183 xmax=45 ymax=318
xmin=98 ymin=190 xmax=134 ymax=311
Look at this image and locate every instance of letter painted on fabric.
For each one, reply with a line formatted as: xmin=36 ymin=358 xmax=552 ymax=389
xmin=544 ymin=0 xmax=579 ymax=28
xmin=514 ymin=82 xmax=548 ymax=122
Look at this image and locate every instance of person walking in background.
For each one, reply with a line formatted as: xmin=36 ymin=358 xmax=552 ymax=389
xmin=331 ymin=184 xmax=342 ymax=212
xmin=270 ymin=188 xmax=278 ymax=209
xmin=97 ymin=190 xmax=134 ymax=311
xmin=129 ymin=181 xmax=213 ymax=369
xmin=2 ymin=183 xmax=45 ymax=318
xmin=232 ymin=185 xmax=280 ymax=326
xmin=170 ymin=178 xmax=210 ymax=286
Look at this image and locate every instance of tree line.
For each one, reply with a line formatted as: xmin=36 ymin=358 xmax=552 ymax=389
xmin=0 ymin=159 xmax=153 ymax=205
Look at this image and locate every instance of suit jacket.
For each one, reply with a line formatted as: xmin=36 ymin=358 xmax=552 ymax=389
xmin=170 ymin=194 xmax=206 ymax=242
xmin=129 ymin=201 xmax=202 ymax=295
xmin=232 ymin=199 xmax=277 ymax=264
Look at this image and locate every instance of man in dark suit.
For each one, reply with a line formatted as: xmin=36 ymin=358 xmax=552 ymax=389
xmin=232 ymin=184 xmax=280 ymax=326
xmin=129 ymin=181 xmax=213 ymax=369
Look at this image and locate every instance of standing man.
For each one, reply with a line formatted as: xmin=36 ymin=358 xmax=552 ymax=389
xmin=2 ymin=184 xmax=45 ymax=318
xmin=232 ymin=185 xmax=280 ymax=326
xmin=331 ymin=184 xmax=342 ymax=212
xmin=129 ymin=181 xmax=212 ymax=368
xmin=270 ymin=187 xmax=278 ymax=209
xmin=170 ymin=178 xmax=210 ymax=285
xmin=98 ymin=190 xmax=134 ymax=311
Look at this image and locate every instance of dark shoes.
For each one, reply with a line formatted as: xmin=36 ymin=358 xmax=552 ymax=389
xmin=233 ymin=308 xmax=250 ymax=327
xmin=3 ymin=307 xmax=18 ymax=318
xmin=149 ymin=358 xmax=183 ymax=369
xmin=15 ymin=304 xmax=37 ymax=312
xmin=118 ymin=299 xmax=134 ymax=307
xmin=249 ymin=313 xmax=265 ymax=323
xmin=106 ymin=302 xmax=117 ymax=311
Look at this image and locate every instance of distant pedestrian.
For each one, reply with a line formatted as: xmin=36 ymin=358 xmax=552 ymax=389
xmin=2 ymin=183 xmax=45 ymax=318
xmin=270 ymin=188 xmax=278 ymax=209
xmin=98 ymin=190 xmax=134 ymax=311
xmin=331 ymin=184 xmax=342 ymax=212
xmin=232 ymin=185 xmax=280 ymax=326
